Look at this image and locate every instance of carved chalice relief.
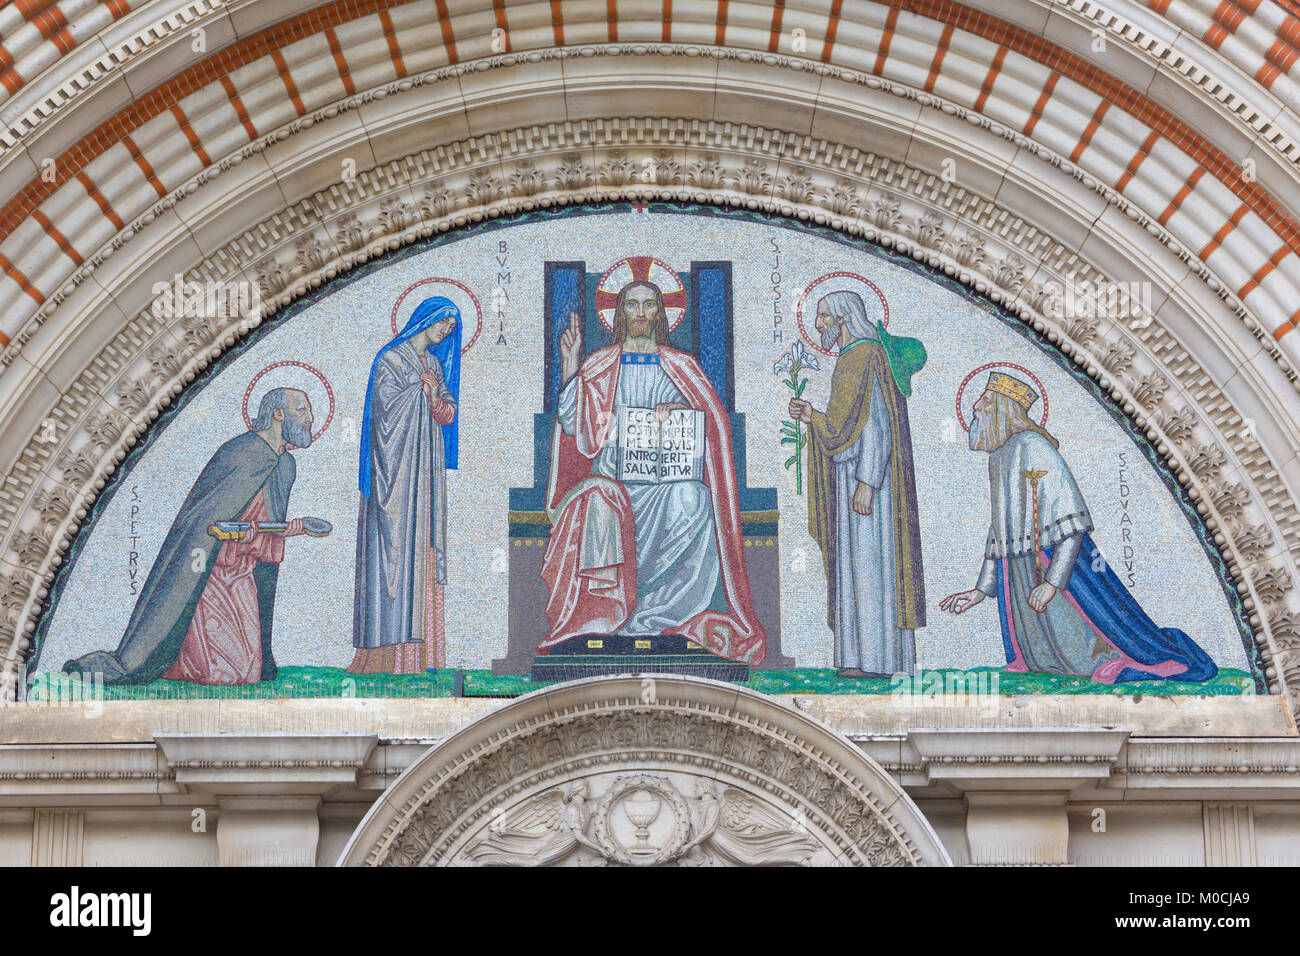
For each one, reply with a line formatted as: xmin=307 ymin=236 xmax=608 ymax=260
xmin=621 ymin=789 xmax=662 ymax=857
xmin=458 ymin=772 xmax=834 ymax=866
xmin=592 ymin=774 xmax=693 ymax=866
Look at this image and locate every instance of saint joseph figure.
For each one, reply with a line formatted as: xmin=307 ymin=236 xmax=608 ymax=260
xmin=789 ymin=291 xmax=926 ymax=677
xmin=350 ymin=296 xmax=460 ymax=674
xmin=63 ymin=388 xmax=315 ymax=685
xmin=540 ymin=280 xmax=765 ymax=664
xmin=938 ymin=372 xmax=1217 ymax=684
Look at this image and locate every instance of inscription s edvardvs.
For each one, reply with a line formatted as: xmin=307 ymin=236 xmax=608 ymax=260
xmin=1118 ymin=451 xmax=1137 ymax=588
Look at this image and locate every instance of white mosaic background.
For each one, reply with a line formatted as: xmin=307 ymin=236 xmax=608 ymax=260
xmin=37 ymin=211 xmax=1249 ymax=677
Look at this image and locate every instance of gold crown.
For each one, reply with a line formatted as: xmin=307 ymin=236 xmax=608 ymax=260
xmin=987 ymin=372 xmax=1038 ymax=409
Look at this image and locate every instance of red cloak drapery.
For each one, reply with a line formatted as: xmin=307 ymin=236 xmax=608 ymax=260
xmin=162 ymin=492 xmax=284 ymax=685
xmin=539 ymin=344 xmax=766 ymax=664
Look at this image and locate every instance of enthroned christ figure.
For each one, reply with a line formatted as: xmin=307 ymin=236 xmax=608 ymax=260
xmin=539 ymin=280 xmax=766 ymax=664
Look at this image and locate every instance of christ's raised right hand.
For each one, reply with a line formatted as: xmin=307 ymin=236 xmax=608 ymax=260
xmin=560 ymin=310 xmax=582 ymax=380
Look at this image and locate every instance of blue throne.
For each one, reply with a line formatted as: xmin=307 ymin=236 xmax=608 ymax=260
xmin=492 ymin=260 xmax=793 ymax=676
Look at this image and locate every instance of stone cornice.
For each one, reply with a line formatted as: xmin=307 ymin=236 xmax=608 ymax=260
xmin=154 ymin=733 xmax=378 ymax=795
xmin=3 ymin=726 xmax=1299 ymax=806
xmin=905 ymin=727 xmax=1132 ymax=791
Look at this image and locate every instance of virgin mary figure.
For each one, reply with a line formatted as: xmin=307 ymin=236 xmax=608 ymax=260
xmin=349 ymin=296 xmax=461 ymax=674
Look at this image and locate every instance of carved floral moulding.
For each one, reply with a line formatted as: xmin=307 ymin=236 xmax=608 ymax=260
xmin=338 ymin=676 xmax=954 ymax=867
xmin=5 ymin=44 xmax=1298 ymax=374
xmin=1 ymin=120 xmax=1296 ymax=707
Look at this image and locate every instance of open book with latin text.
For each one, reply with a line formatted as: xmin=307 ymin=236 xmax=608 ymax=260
xmin=617 ymin=405 xmax=705 ymax=484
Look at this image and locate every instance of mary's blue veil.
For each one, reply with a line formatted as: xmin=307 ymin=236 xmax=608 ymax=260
xmin=359 ymin=295 xmax=462 ymax=496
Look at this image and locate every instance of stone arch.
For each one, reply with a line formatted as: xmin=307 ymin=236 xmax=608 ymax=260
xmin=337 ymin=675 xmax=953 ymax=866
xmin=1 ymin=2 xmax=1297 ymax=706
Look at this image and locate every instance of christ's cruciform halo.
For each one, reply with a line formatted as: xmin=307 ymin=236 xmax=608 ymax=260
xmin=594 ymin=256 xmax=688 ymax=333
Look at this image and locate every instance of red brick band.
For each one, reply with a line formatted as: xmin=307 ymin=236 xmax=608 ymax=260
xmin=1238 ymin=243 xmax=1290 ymax=299
xmin=550 ymin=0 xmax=564 ymax=46
xmin=768 ymin=0 xmax=785 ymax=53
xmin=31 ymin=208 xmax=82 ymax=266
xmin=325 ymin=28 xmax=355 ymax=95
xmin=121 ymin=134 xmax=167 ymax=198
xmin=0 ymin=251 xmax=44 ymax=305
xmin=171 ymin=104 xmax=212 ymax=167
xmin=873 ymin=6 xmax=899 ymax=75
xmin=76 ymin=171 xmax=125 ymax=230
xmin=434 ymin=0 xmax=458 ymax=63
xmin=822 ymin=0 xmax=844 ymax=62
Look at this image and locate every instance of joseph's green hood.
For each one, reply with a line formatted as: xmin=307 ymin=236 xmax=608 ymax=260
xmin=875 ymin=320 xmax=927 ymax=398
